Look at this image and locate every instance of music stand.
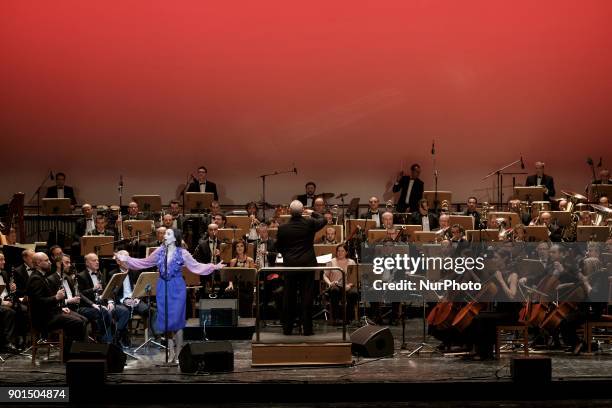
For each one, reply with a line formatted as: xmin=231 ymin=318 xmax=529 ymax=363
xmin=591 ymin=184 xmax=612 ymax=201
xmin=219 ymin=267 xmax=257 ymax=284
xmin=577 ymin=226 xmax=609 ymax=242
xmin=314 ymin=244 xmax=337 ymax=257
xmin=466 ymin=229 xmax=499 ymax=242
xmin=217 ymin=228 xmax=244 ymax=243
xmin=132 ymin=272 xmax=165 ymax=353
xmin=525 ymin=226 xmax=549 ymax=242
xmin=514 ymin=186 xmax=545 ymax=202
xmin=414 ymin=231 xmax=437 ymax=243
xmin=423 ymin=191 xmax=451 ymax=210
xmin=346 ymin=219 xmax=376 ymax=237
xmin=185 ymin=192 xmax=214 ymax=213
xmin=123 ymin=220 xmax=155 ymax=240
xmin=80 ymin=236 xmax=114 ymax=256
xmin=41 ymin=198 xmax=71 ymax=215
xmin=488 ymin=212 xmax=520 ymax=228
xmin=548 ymin=211 xmax=571 ymax=227
xmin=367 ymin=229 xmax=391 ymax=244
xmin=449 ymin=215 xmax=475 ymax=231
xmin=132 ymin=195 xmax=162 ymax=214
xmin=401 ymin=225 xmax=424 ymax=242
xmin=314 ymin=225 xmax=343 ymax=243
xmin=100 ymin=272 xmax=127 ymax=301
xmin=226 ymin=216 xmax=251 ymax=231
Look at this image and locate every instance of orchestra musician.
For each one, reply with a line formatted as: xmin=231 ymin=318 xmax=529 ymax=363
xmin=193 ymin=224 xmax=226 ymax=299
xmin=393 ymin=163 xmax=424 ymax=213
xmin=90 ymin=215 xmax=116 ymax=237
xmin=187 ymin=166 xmax=219 ymax=200
xmin=525 ymin=161 xmax=556 ymax=201
xmin=245 ymin=202 xmax=262 ymax=242
xmin=45 ymin=172 xmax=77 ymax=206
xmin=78 ymin=253 xmax=131 ymax=347
xmin=320 ymin=226 xmax=338 ymax=245
xmin=464 ymin=197 xmax=482 ymax=230
xmin=435 ymin=214 xmax=451 ymax=240
xmin=410 ymin=198 xmax=439 ymax=231
xmin=26 ymin=252 xmax=87 ymax=361
xmin=12 ymin=249 xmax=35 ymax=299
xmin=254 ymin=223 xmax=281 ymax=320
xmin=296 ymin=182 xmax=318 ymax=208
xmin=592 ymin=168 xmax=611 ymax=184
xmin=167 ymin=200 xmax=185 ymax=230
xmin=324 ymin=243 xmax=358 ymax=324
xmin=228 ymin=239 xmax=255 ymax=315
xmin=312 ymin=197 xmax=326 ymax=215
xmin=0 ymin=252 xmax=19 ymax=353
xmin=361 ymin=196 xmax=383 ymax=228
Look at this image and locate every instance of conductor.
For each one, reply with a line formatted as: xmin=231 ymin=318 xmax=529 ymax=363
xmin=276 ymin=200 xmax=328 ymax=335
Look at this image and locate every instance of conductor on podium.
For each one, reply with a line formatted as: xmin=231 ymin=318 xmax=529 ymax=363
xmin=276 ymin=200 xmax=327 ymax=336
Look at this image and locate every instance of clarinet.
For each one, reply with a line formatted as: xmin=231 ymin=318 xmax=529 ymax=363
xmin=9 ymin=268 xmax=19 ymax=306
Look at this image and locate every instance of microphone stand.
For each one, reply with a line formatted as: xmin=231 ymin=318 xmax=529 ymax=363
xmin=258 ymin=168 xmax=296 ymax=222
xmin=482 ymin=159 xmax=523 ymax=207
xmin=29 ymin=171 xmax=54 ymax=241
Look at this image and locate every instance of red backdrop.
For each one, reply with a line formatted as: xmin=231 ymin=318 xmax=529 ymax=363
xmin=1 ymin=1 xmax=611 ymax=206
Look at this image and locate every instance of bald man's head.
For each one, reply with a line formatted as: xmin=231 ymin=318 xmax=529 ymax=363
xmin=290 ymin=200 xmax=304 ymax=215
xmin=33 ymin=252 xmax=51 ymax=272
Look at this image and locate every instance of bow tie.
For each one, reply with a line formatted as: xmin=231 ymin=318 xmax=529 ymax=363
xmin=90 ymin=271 xmax=98 ymax=276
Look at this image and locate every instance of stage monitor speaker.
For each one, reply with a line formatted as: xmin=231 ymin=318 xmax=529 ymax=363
xmin=68 ymin=342 xmax=126 ymax=373
xmin=178 ymin=341 xmax=234 ymax=373
xmin=350 ymin=325 xmax=394 ymax=358
xmin=511 ymin=356 xmax=551 ymax=383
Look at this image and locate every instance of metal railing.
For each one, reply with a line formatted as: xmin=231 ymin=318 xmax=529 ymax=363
xmin=255 ymin=266 xmax=347 ymax=342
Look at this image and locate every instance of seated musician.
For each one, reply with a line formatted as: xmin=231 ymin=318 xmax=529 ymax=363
xmin=513 ymin=223 xmax=527 ymax=242
xmin=381 ymin=211 xmax=394 ymax=230
xmin=435 ymin=214 xmax=451 ymax=240
xmin=246 ymin=201 xmax=262 ymax=241
xmin=508 ymin=198 xmax=531 ymax=225
xmin=449 ymin=224 xmax=467 ymax=249
xmin=529 ymin=211 xmax=562 ymax=241
xmin=210 ymin=200 xmax=222 ymax=217
xmin=5 ymin=228 xmax=18 ymax=246
xmin=228 ymin=239 xmax=255 ymax=315
xmin=593 ymin=168 xmax=612 ymax=185
xmin=0 ymin=252 xmax=19 ymax=353
xmin=464 ymin=248 xmax=520 ymax=360
xmin=48 ymin=245 xmax=65 ymax=277
xmin=320 ymin=226 xmax=338 ymax=245
xmin=91 ymin=215 xmax=116 ymax=237
xmin=296 ymin=181 xmax=317 ymax=208
xmin=557 ymin=198 xmax=568 ymax=211
xmin=361 ymin=196 xmax=383 ymax=228
xmin=12 ymin=249 xmax=35 ymax=300
xmin=464 ymin=197 xmax=482 ymax=229
xmin=324 ymin=244 xmax=358 ymax=324
xmin=323 ymin=210 xmax=334 ymax=225
xmin=75 ymin=203 xmax=96 ymax=237
xmin=410 ymin=198 xmax=439 ymax=232
xmin=124 ymin=201 xmax=149 ymax=221
xmin=313 ymin=197 xmax=326 ymax=215
xmin=193 ymin=224 xmax=224 ymax=298
xmin=48 ymin=254 xmax=111 ymax=343
xmin=109 ymin=250 xmax=157 ymax=340
xmin=147 ymin=226 xmax=166 ymax=248
xmin=525 ymin=161 xmax=556 ymax=201
xmin=213 ymin=214 xmax=227 ymax=229
xmin=26 ymin=252 xmax=87 ymax=360
xmin=599 ymin=195 xmax=609 ymax=208
xmin=187 ymin=165 xmax=219 ymax=200
xmin=167 ymin=200 xmax=185 ymax=229
xmin=545 ymin=244 xmax=576 ymax=283
xmin=578 ymin=211 xmax=594 ymax=226
xmin=45 ymin=172 xmax=77 ymax=206
xmin=78 ymin=253 xmax=131 ymax=347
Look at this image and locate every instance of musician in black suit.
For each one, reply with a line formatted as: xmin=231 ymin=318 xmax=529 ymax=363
xmin=193 ymin=223 xmax=225 ymax=298
xmin=296 ymin=182 xmax=318 ymax=208
xmin=0 ymin=253 xmax=19 ymax=352
xmin=77 ymin=253 xmax=131 ymax=346
xmin=360 ymin=196 xmax=384 ymax=228
xmin=45 ymin=172 xmax=77 ymax=205
xmin=26 ymin=252 xmax=86 ymax=360
xmin=276 ymin=200 xmax=328 ymax=335
xmin=12 ymin=249 xmax=35 ymax=299
xmin=464 ymin=197 xmax=482 ymax=230
xmin=410 ymin=198 xmax=439 ymax=231
xmin=187 ymin=166 xmax=219 ymax=201
xmin=393 ymin=164 xmax=424 ymax=213
xmin=525 ymin=161 xmax=556 ymax=201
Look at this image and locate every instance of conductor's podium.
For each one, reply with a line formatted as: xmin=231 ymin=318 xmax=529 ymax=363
xmin=251 ymin=330 xmax=352 ymax=367
xmin=252 ymin=266 xmax=353 ymax=367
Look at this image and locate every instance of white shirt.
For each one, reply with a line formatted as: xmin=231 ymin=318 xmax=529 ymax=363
xmin=62 ymin=279 xmax=73 ymax=299
xmin=120 ymin=270 xmax=132 ymax=303
xmin=536 ymin=176 xmax=543 ymax=186
xmin=199 ymin=182 xmax=207 ymax=193
xmin=88 ymin=269 xmax=100 ymax=288
xmin=405 ymin=179 xmax=415 ymax=205
xmin=421 ymin=215 xmax=430 ymax=232
xmin=57 ymin=188 xmax=65 ymax=199
xmin=371 ymin=212 xmax=381 ymax=228
xmin=0 ymin=275 xmax=7 ymax=298
xmin=306 ymin=196 xmax=314 ymax=207
xmin=85 ymin=217 xmax=95 ymax=234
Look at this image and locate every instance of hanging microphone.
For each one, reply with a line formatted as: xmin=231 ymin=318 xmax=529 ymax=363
xmin=431 ymin=140 xmax=435 ymax=155
xmin=119 ymin=175 xmax=124 ymax=187
xmin=520 ymin=156 xmax=525 ymax=169
xmin=293 ymin=167 xmax=298 ymax=175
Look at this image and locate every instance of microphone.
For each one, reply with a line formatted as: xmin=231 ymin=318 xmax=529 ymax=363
xmin=293 ymin=167 xmax=298 ymax=175
xmin=49 ymin=170 xmax=55 ymax=180
xmin=431 ymin=140 xmax=435 ymax=155
xmin=520 ymin=156 xmax=525 ymax=169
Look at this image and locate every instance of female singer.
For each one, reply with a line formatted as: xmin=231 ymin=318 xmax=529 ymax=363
xmin=115 ymin=228 xmax=223 ymax=361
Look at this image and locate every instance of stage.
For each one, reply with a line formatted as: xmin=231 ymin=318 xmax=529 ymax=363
xmin=1 ymin=319 xmax=611 ymax=404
